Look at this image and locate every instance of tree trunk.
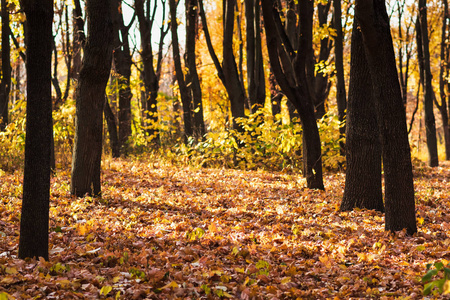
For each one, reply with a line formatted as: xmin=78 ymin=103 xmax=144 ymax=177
xmin=341 ymin=20 xmax=383 ymax=212
xmin=333 ymin=0 xmax=347 ymax=155
xmin=355 ymin=0 xmax=416 ymax=234
xmin=0 ymin=0 xmax=11 ymax=131
xmin=111 ymin=0 xmax=133 ymax=153
xmin=169 ymin=0 xmax=193 ymax=140
xmin=71 ymin=0 xmax=113 ymax=197
xmin=262 ymin=0 xmax=324 ymax=190
xmin=419 ymin=0 xmax=439 ymax=167
xmin=223 ymin=0 xmax=246 ymax=130
xmin=18 ymin=0 xmax=53 ymax=260
xmin=72 ymin=0 xmax=85 ymax=80
xmin=104 ymin=96 xmax=120 ymax=158
xmin=185 ymin=0 xmax=205 ymax=138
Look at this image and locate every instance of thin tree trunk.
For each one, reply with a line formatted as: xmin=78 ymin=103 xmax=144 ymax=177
xmin=185 ymin=0 xmax=205 ymax=138
xmin=169 ymin=0 xmax=193 ymax=140
xmin=333 ymin=0 xmax=347 ymax=155
xmin=0 ymin=0 xmax=11 ymax=131
xmin=18 ymin=1 xmax=53 ymax=260
xmin=72 ymin=0 xmax=85 ymax=80
xmin=419 ymin=0 xmax=439 ymax=167
xmin=71 ymin=0 xmax=113 ymax=197
xmin=104 ymin=96 xmax=120 ymax=158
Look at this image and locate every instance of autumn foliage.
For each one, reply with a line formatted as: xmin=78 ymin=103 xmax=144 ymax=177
xmin=1 ymin=159 xmax=449 ymax=298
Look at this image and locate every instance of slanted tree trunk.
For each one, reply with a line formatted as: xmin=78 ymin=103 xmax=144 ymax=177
xmin=340 ymin=20 xmax=383 ymax=212
xmin=418 ymin=0 xmax=439 ymax=167
xmin=104 ymin=97 xmax=120 ymax=158
xmin=111 ymin=0 xmax=133 ymax=153
xmin=333 ymin=0 xmax=347 ymax=155
xmin=18 ymin=0 xmax=53 ymax=260
xmin=71 ymin=0 xmax=113 ymax=197
xmin=169 ymin=0 xmax=193 ymax=140
xmin=262 ymin=0 xmax=324 ymax=190
xmin=355 ymin=0 xmax=416 ymax=234
xmin=185 ymin=0 xmax=205 ymax=138
xmin=0 ymin=0 xmax=11 ymax=131
xmin=135 ymin=0 xmax=169 ymax=145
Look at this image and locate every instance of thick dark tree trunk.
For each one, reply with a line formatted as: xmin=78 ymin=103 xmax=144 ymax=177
xmin=355 ymin=0 xmax=416 ymax=234
xmin=111 ymin=0 xmax=133 ymax=153
xmin=169 ymin=0 xmax=193 ymax=140
xmin=333 ymin=0 xmax=347 ymax=155
xmin=18 ymin=1 xmax=53 ymax=260
xmin=341 ymin=20 xmax=383 ymax=212
xmin=0 ymin=0 xmax=11 ymax=131
xmin=104 ymin=97 xmax=121 ymax=158
xmin=185 ymin=0 xmax=205 ymax=138
xmin=71 ymin=0 xmax=113 ymax=197
xmin=419 ymin=0 xmax=439 ymax=167
xmin=262 ymin=0 xmax=324 ymax=190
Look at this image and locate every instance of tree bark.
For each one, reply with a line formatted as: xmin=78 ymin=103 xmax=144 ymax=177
xmin=262 ymin=0 xmax=324 ymax=190
xmin=333 ymin=0 xmax=347 ymax=155
xmin=418 ymin=0 xmax=439 ymax=167
xmin=71 ymin=0 xmax=113 ymax=197
xmin=341 ymin=20 xmax=383 ymax=212
xmin=72 ymin=0 xmax=85 ymax=80
xmin=104 ymin=96 xmax=121 ymax=158
xmin=18 ymin=0 xmax=53 ymax=260
xmin=355 ymin=0 xmax=416 ymax=234
xmin=112 ymin=0 xmax=133 ymax=153
xmin=0 ymin=0 xmax=11 ymax=131
xmin=169 ymin=0 xmax=193 ymax=140
xmin=185 ymin=0 xmax=205 ymax=138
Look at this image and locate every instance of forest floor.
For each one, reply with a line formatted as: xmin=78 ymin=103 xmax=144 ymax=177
xmin=0 ymin=158 xmax=450 ymax=299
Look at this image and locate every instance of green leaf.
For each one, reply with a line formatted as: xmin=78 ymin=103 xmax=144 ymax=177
xmin=424 ymin=281 xmax=437 ymax=295
xmin=0 ymin=292 xmax=10 ymax=300
xmin=422 ymin=269 xmax=438 ymax=282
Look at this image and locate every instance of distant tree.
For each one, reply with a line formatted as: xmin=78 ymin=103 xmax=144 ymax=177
xmin=111 ymin=0 xmax=133 ymax=154
xmin=71 ymin=0 xmax=114 ymax=197
xmin=333 ymin=0 xmax=346 ymax=155
xmin=261 ymin=0 xmax=324 ymax=190
xmin=418 ymin=0 xmax=439 ymax=167
xmin=0 ymin=0 xmax=11 ymax=131
xmin=355 ymin=0 xmax=416 ymax=234
xmin=340 ymin=19 xmax=383 ymax=212
xmin=135 ymin=0 xmax=169 ymax=145
xmin=185 ymin=0 xmax=205 ymax=138
xmin=18 ymin=0 xmax=53 ymax=260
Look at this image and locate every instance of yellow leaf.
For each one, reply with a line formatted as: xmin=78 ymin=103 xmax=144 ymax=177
xmin=0 ymin=292 xmax=10 ymax=300
xmin=444 ymin=280 xmax=450 ymax=295
xmin=113 ymin=276 xmax=121 ymax=283
xmin=161 ymin=281 xmax=179 ymax=289
xmin=418 ymin=217 xmax=424 ymax=225
xmin=100 ymin=285 xmax=112 ymax=296
xmin=235 ymin=267 xmax=245 ymax=273
xmin=281 ymin=277 xmax=291 ymax=284
xmin=5 ymin=267 xmax=17 ymax=275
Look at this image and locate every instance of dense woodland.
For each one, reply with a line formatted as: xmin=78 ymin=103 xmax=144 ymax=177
xmin=0 ymin=0 xmax=450 ymax=298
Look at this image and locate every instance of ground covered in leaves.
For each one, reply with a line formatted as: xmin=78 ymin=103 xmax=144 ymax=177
xmin=0 ymin=159 xmax=450 ymax=299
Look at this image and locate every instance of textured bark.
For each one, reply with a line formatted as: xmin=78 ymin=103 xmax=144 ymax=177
xmin=71 ymin=0 xmax=113 ymax=197
xmin=104 ymin=97 xmax=120 ymax=158
xmin=341 ymin=20 xmax=383 ymax=212
xmin=418 ymin=0 xmax=438 ymax=167
xmin=169 ymin=0 xmax=193 ymax=139
xmin=111 ymin=0 xmax=133 ymax=153
xmin=246 ymin=0 xmax=265 ymax=113
xmin=185 ymin=0 xmax=205 ymax=138
xmin=0 ymin=0 xmax=11 ymax=131
xmin=262 ymin=0 xmax=324 ymax=190
xmin=223 ymin=0 xmax=246 ymax=130
xmin=72 ymin=0 xmax=85 ymax=80
xmin=18 ymin=0 xmax=53 ymax=260
xmin=333 ymin=0 xmax=347 ymax=155
xmin=356 ymin=0 xmax=416 ymax=234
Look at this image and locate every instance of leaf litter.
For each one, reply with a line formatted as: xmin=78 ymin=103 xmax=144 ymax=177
xmin=0 ymin=159 xmax=449 ymax=299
